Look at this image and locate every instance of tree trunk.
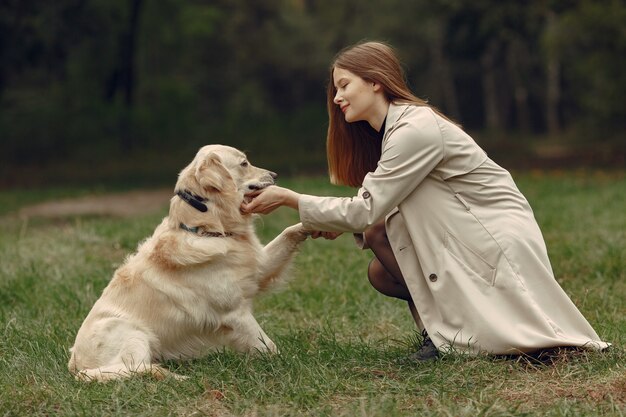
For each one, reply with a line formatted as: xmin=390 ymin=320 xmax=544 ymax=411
xmin=545 ymin=11 xmax=561 ymax=135
xmin=120 ymin=0 xmax=143 ymax=151
xmin=481 ymin=39 xmax=503 ymax=131
xmin=122 ymin=0 xmax=142 ymax=107
xmin=507 ymin=39 xmax=531 ymax=132
xmin=104 ymin=0 xmax=144 ymax=151
xmin=430 ymin=23 xmax=461 ymax=120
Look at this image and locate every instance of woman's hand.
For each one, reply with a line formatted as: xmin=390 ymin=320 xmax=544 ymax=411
xmin=241 ymin=185 xmax=301 ymax=215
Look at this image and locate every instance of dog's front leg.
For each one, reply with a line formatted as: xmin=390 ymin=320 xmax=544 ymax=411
xmin=222 ymin=309 xmax=277 ymax=354
xmin=257 ymin=223 xmax=309 ymax=290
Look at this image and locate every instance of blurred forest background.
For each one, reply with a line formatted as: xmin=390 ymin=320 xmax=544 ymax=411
xmin=0 ymin=0 xmax=625 ymax=188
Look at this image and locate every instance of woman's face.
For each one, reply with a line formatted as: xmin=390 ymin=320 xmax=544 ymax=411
xmin=332 ymin=67 xmax=379 ymax=124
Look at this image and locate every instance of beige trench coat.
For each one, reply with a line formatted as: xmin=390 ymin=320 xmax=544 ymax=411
xmin=299 ymin=102 xmax=609 ymax=355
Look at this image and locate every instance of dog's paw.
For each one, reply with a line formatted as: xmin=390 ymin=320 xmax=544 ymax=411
xmin=283 ymin=223 xmax=311 ymax=241
xmin=243 ymin=337 xmax=279 ymax=355
xmin=74 ymin=370 xmax=96 ymax=383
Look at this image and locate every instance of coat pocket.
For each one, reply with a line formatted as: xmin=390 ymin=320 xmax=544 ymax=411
xmin=444 ymin=231 xmax=497 ymax=286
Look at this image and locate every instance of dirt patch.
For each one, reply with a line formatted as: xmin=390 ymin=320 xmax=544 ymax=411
xmin=498 ymin=371 xmax=626 ymax=410
xmin=18 ymin=188 xmax=173 ymax=218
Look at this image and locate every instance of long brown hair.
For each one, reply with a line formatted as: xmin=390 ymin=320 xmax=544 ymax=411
xmin=326 ymin=41 xmax=441 ymax=187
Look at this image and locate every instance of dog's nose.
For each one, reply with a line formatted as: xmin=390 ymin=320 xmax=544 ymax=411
xmin=269 ymin=171 xmax=278 ymax=180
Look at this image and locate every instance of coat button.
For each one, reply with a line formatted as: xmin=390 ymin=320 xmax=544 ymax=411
xmin=362 ymin=191 xmax=371 ymax=199
xmin=429 ymin=273 xmax=438 ymax=282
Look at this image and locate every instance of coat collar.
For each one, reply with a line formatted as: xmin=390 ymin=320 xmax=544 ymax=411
xmin=383 ymin=101 xmax=411 ymax=138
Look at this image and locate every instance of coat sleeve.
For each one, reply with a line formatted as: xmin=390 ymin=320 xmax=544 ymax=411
xmin=299 ymin=108 xmax=444 ymax=232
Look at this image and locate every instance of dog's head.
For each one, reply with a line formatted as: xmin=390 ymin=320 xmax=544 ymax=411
xmin=175 ymin=144 xmax=277 ymax=201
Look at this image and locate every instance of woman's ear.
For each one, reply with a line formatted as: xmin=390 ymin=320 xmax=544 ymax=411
xmin=372 ymin=82 xmax=381 ymax=92
xmin=195 ymin=152 xmax=236 ymax=193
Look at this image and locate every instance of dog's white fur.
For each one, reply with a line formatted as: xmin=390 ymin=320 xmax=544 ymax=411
xmin=68 ymin=145 xmax=309 ymax=382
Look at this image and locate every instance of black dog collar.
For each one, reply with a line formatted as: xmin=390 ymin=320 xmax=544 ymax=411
xmin=176 ymin=189 xmax=208 ymax=213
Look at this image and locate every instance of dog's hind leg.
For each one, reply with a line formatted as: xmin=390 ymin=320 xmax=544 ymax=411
xmin=75 ymin=363 xmax=186 ymax=382
xmin=72 ymin=326 xmax=186 ymax=382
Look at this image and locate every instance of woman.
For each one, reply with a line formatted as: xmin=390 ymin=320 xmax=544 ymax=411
xmin=241 ymin=41 xmax=608 ymax=359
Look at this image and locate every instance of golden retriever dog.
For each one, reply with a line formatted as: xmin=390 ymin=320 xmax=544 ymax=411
xmin=68 ymin=144 xmax=310 ymax=382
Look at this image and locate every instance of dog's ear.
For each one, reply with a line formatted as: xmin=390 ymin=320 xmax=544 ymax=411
xmin=195 ymin=152 xmax=236 ymax=193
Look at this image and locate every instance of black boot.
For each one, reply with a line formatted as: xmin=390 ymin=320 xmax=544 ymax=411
xmin=408 ymin=329 xmax=439 ymax=361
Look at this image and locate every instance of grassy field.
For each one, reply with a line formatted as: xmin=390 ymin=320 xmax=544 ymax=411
xmin=0 ymin=172 xmax=624 ymax=416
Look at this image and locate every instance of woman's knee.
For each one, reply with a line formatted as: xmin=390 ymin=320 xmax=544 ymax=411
xmin=367 ymin=257 xmax=395 ymax=295
xmin=367 ymin=257 xmax=411 ymax=300
xmin=367 ymin=258 xmax=385 ymax=290
xmin=364 ymin=222 xmax=388 ymax=250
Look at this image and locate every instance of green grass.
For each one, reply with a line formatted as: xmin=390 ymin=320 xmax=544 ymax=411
xmin=0 ymin=172 xmax=624 ymax=416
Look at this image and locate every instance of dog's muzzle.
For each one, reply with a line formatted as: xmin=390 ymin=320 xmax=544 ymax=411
xmin=246 ymin=172 xmax=277 ymax=191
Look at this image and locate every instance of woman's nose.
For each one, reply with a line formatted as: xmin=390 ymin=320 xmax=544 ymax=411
xmin=333 ymin=92 xmax=342 ymax=105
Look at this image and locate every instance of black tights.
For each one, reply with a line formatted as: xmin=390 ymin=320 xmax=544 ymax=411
xmin=365 ymin=221 xmax=420 ymax=325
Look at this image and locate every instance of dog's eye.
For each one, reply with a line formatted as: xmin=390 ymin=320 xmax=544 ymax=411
xmin=240 ymin=161 xmax=249 ymax=168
